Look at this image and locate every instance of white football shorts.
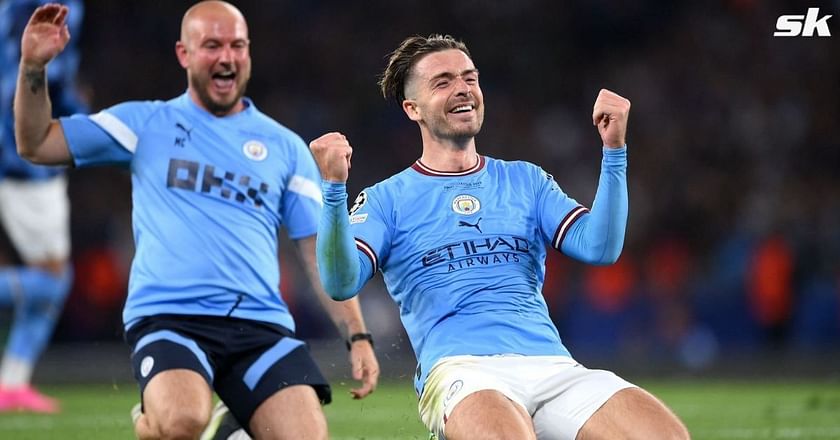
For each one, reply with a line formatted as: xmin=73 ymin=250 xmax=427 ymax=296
xmin=418 ymin=354 xmax=636 ymax=440
xmin=0 ymin=175 xmax=71 ymax=263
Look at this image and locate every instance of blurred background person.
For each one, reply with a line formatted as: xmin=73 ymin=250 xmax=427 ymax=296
xmin=0 ymin=0 xmax=85 ymax=413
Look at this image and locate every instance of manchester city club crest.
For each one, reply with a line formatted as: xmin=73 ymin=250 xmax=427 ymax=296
xmin=452 ymin=194 xmax=480 ymax=215
xmin=140 ymin=356 xmax=154 ymax=378
xmin=242 ymin=140 xmax=268 ymax=161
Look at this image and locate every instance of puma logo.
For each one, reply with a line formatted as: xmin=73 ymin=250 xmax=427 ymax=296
xmin=458 ymin=217 xmax=482 ymax=233
xmin=174 ymin=122 xmax=193 ymax=147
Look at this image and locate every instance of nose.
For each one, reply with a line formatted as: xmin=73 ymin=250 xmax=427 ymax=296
xmin=218 ymin=45 xmax=234 ymax=64
xmin=455 ymin=76 xmax=471 ymax=96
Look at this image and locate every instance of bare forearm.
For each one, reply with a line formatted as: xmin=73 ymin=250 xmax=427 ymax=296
xmin=296 ymin=236 xmax=368 ymax=339
xmin=305 ymin=256 xmax=368 ymax=338
xmin=315 ymin=293 xmax=368 ymax=339
xmin=14 ymin=63 xmax=55 ymax=160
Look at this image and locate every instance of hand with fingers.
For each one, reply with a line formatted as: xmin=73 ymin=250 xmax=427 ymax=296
xmin=592 ymin=88 xmax=631 ymax=149
xmin=310 ymin=132 xmax=353 ymax=183
xmin=348 ymin=341 xmax=380 ymax=400
xmin=20 ymin=3 xmax=72 ymax=71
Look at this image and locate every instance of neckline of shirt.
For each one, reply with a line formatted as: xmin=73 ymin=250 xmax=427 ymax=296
xmin=179 ymin=92 xmax=254 ymax=120
xmin=411 ymin=155 xmax=486 ymax=177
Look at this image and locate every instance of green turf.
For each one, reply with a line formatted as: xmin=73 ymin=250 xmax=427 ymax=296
xmin=643 ymin=380 xmax=840 ymax=440
xmin=0 ymin=379 xmax=838 ymax=439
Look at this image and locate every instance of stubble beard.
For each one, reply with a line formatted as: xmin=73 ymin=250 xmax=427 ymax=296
xmin=434 ymin=108 xmax=484 ymax=146
xmin=191 ymin=71 xmax=249 ymax=116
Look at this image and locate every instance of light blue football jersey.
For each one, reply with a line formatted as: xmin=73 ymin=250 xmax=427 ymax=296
xmin=346 ymin=155 xmax=612 ymax=393
xmin=59 ymin=93 xmax=323 ymax=331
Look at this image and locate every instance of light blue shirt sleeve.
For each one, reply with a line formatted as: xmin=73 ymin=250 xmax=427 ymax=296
xmin=559 ymin=146 xmax=628 ymax=264
xmin=59 ymin=101 xmax=161 ymax=168
xmin=281 ymin=137 xmax=323 ymax=239
xmin=345 ymin=185 xmax=391 ymax=273
xmin=316 ymin=182 xmax=373 ymax=300
xmin=533 ymin=161 xmax=588 ymax=249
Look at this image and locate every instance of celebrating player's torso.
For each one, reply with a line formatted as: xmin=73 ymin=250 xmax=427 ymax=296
xmin=60 ymin=93 xmax=322 ymax=330
xmin=350 ymin=156 xmax=587 ymax=391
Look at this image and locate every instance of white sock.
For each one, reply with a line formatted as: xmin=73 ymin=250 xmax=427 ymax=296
xmin=0 ymin=355 xmax=33 ymax=388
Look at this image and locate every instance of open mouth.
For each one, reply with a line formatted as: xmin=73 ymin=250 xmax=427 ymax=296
xmin=211 ymin=71 xmax=237 ymax=91
xmin=449 ymin=104 xmax=475 ymax=114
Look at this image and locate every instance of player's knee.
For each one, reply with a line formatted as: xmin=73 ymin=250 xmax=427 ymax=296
xmin=48 ymin=265 xmax=73 ymax=301
xmin=151 ymin=408 xmax=210 ymax=440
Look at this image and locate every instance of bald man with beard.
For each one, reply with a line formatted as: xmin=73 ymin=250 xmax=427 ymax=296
xmin=13 ymin=2 xmax=380 ymax=438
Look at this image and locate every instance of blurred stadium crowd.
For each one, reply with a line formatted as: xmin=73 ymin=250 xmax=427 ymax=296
xmin=2 ymin=0 xmax=838 ymax=372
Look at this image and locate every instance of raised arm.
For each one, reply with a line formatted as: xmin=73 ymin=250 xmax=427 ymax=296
xmin=560 ymin=147 xmax=628 ymax=264
xmin=309 ymin=132 xmax=369 ymax=300
xmin=14 ymin=3 xmax=73 ymax=165
xmin=560 ymin=89 xmax=631 ymax=264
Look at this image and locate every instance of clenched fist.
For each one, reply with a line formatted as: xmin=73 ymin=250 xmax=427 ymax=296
xmin=21 ymin=4 xmax=71 ymax=70
xmin=310 ymin=132 xmax=353 ymax=183
xmin=592 ymin=89 xmax=631 ymax=148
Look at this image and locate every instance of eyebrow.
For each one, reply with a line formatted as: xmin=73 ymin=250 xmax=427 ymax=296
xmin=201 ymin=36 xmax=249 ymax=44
xmin=427 ymin=68 xmax=479 ymax=84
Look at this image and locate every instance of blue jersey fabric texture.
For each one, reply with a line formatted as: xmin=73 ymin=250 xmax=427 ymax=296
xmin=59 ymin=93 xmax=323 ymax=331
xmin=319 ymin=148 xmax=627 ymax=394
xmin=0 ymin=0 xmax=86 ymax=180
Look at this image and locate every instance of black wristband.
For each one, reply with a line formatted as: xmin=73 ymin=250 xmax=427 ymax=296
xmin=346 ymin=332 xmax=374 ymax=351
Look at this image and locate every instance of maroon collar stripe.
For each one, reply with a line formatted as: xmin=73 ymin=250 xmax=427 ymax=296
xmin=411 ymin=155 xmax=485 ymax=177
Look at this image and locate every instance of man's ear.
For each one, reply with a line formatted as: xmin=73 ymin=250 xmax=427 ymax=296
xmin=175 ymin=41 xmax=189 ymax=69
xmin=403 ymin=99 xmax=421 ymax=122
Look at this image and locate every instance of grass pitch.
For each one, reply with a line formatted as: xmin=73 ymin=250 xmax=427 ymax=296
xmin=0 ymin=379 xmax=838 ymax=439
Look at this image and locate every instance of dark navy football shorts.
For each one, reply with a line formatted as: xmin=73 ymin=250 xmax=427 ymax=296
xmin=125 ymin=314 xmax=332 ymax=427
